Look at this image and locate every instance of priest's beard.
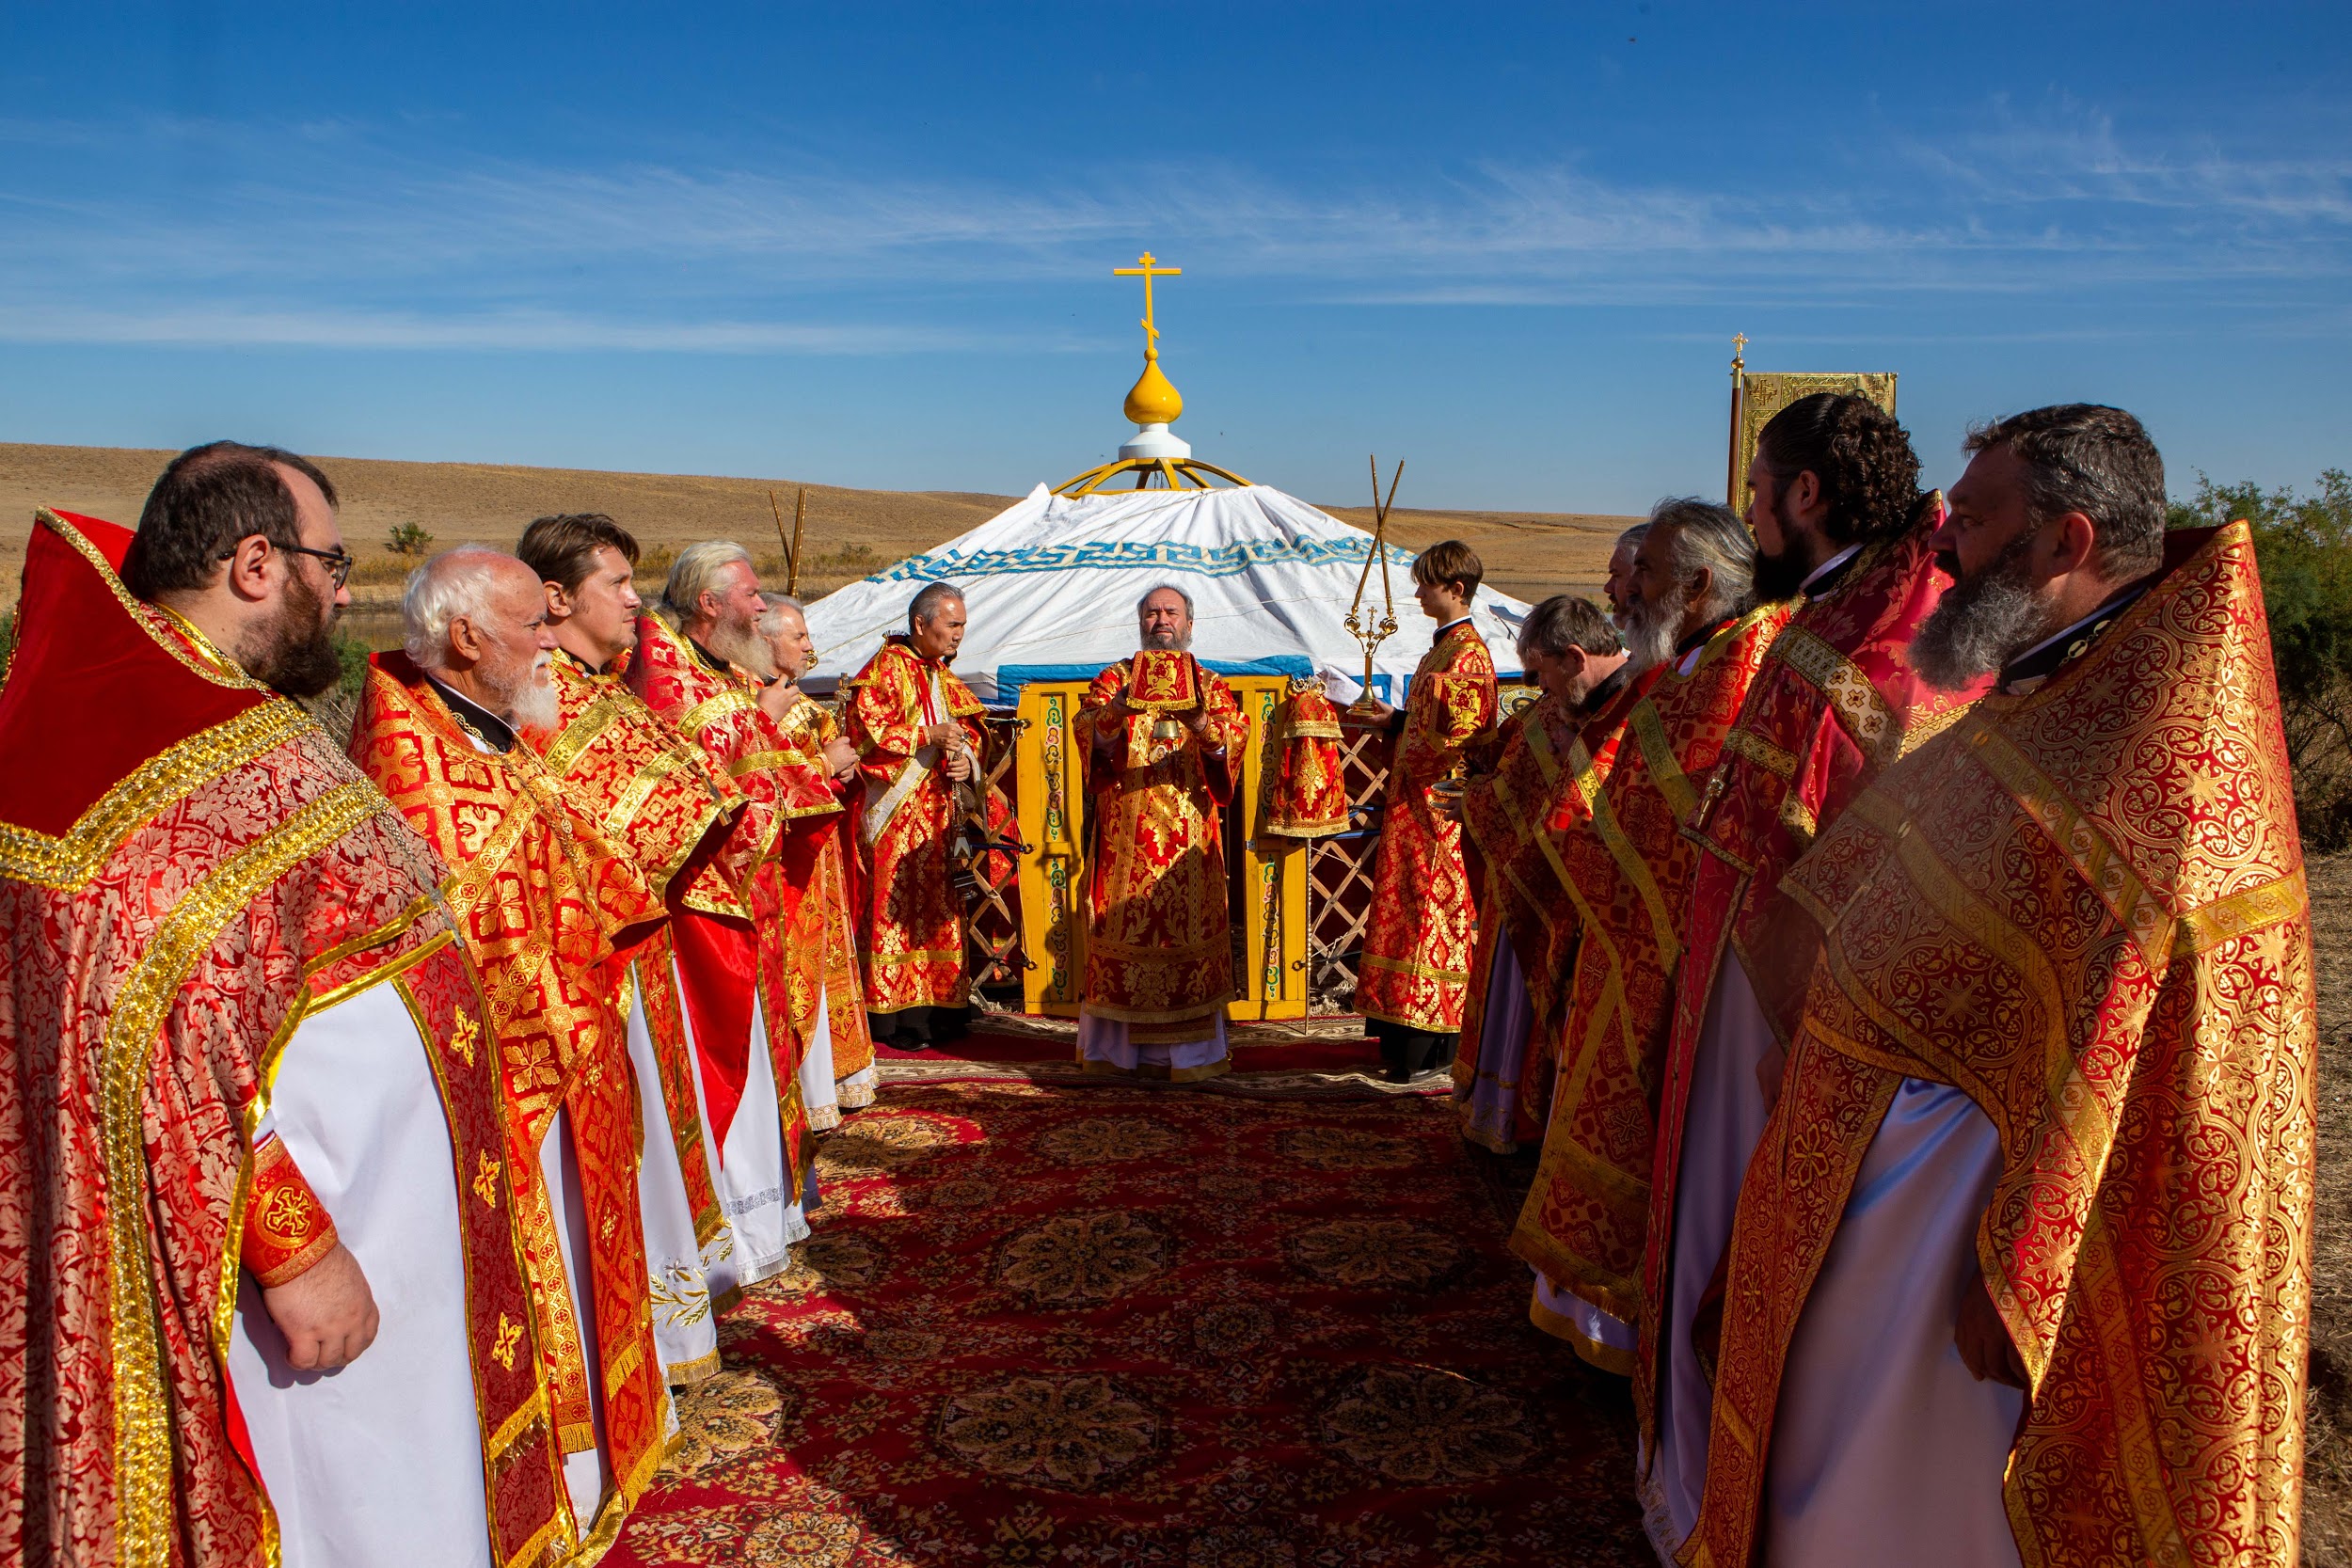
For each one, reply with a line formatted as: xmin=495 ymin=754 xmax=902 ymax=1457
xmin=490 ymin=651 xmax=561 ymax=733
xmin=246 ymin=571 xmax=345 ymax=699
xmin=1140 ymin=627 xmax=1192 ymax=651
xmin=1619 ymin=590 xmax=1689 ymax=676
xmin=1751 ymin=491 xmax=1816 ymax=604
xmin=704 ymin=609 xmax=778 ymax=680
xmin=1911 ymin=531 xmax=2054 ymax=690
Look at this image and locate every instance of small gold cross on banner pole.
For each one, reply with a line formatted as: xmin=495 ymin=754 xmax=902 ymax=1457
xmin=1113 ymin=252 xmax=1182 ymax=356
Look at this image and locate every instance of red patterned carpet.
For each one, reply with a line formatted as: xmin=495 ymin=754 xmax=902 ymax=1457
xmin=608 ymin=1080 xmax=1649 ymax=1567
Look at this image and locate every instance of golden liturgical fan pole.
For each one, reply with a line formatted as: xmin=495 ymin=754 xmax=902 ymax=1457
xmin=1055 ymin=253 xmax=1253 ymax=495
xmin=1343 ymin=456 xmax=1404 ymax=716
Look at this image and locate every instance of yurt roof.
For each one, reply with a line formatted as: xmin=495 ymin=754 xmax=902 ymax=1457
xmin=801 ymin=481 xmax=1530 ymax=705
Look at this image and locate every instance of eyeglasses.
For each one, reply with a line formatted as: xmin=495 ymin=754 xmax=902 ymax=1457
xmin=218 ymin=539 xmax=356 ymax=590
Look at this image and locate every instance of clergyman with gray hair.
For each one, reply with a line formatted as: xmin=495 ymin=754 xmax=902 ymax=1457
xmin=626 ymin=540 xmax=845 ymax=1277
xmin=347 ymin=542 xmax=680 ymax=1543
xmin=1451 ymin=591 xmax=1629 ymax=1156
xmin=1509 ymin=493 xmax=1787 ymax=1384
xmin=841 ymin=580 xmax=990 ymax=1050
xmin=1071 ymin=579 xmax=1248 ymax=1083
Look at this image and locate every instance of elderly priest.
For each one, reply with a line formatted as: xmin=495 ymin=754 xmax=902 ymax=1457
xmin=1072 ymin=583 xmax=1251 ymax=1081
xmin=350 ymin=546 xmax=674 ymax=1555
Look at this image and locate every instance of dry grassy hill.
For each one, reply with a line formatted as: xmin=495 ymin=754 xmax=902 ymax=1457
xmin=0 ymin=443 xmax=1630 ymax=617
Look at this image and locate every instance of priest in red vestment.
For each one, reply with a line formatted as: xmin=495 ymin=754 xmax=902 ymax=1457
xmin=1072 ymin=585 xmax=1251 ymax=1082
xmin=1452 ymin=594 xmax=1629 ymax=1152
xmin=758 ymin=592 xmax=880 ymax=1118
xmin=1 ymin=445 xmax=561 ymax=1568
xmin=627 ymin=542 xmax=841 ymax=1291
xmin=1688 ymin=406 xmax=2313 ymax=1568
xmin=844 ymin=582 xmax=989 ymax=1050
xmin=1634 ymin=395 xmax=1981 ymax=1553
xmin=1346 ymin=541 xmax=1500 ymax=1082
xmin=516 ymin=514 xmax=749 ymax=1389
xmin=1508 ymin=499 xmax=1787 ymax=1371
xmin=350 ymin=546 xmax=672 ymax=1557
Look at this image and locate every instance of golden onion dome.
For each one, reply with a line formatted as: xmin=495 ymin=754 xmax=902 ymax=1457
xmin=1123 ymin=349 xmax=1184 ymax=426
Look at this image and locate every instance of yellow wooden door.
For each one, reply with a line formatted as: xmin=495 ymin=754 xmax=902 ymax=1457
xmin=1014 ymin=673 xmax=1310 ymax=1022
xmin=1227 ymin=674 xmax=1309 ymax=1021
xmin=1015 ymin=681 xmax=1089 ymax=1017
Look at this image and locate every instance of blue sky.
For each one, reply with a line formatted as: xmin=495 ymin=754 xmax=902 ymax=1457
xmin=1 ymin=3 xmax=2346 ymax=513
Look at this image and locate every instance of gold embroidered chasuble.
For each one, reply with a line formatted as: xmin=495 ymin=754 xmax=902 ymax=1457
xmin=0 ymin=512 xmax=564 ymax=1568
xmin=1507 ymin=605 xmax=1788 ymax=1329
xmin=523 ymin=650 xmax=743 ymax=1249
xmin=348 ymin=654 xmax=675 ymax=1544
xmin=1686 ymin=523 xmax=2314 ymax=1568
xmin=1356 ymin=620 xmax=1500 ymax=1033
xmin=1260 ymin=677 xmax=1348 ymax=838
xmin=768 ymin=691 xmax=879 ymax=1104
xmin=844 ymin=638 xmax=990 ymax=1017
xmin=1072 ymin=656 xmax=1251 ymax=1043
xmin=1634 ymin=519 xmax=1980 ymax=1435
xmin=624 ymin=614 xmax=839 ymax=1186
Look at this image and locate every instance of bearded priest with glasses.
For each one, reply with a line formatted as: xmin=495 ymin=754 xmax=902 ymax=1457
xmin=0 ymin=444 xmax=565 ymax=1568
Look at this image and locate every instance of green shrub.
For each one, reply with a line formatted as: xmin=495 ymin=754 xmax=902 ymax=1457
xmin=2171 ymin=469 xmax=2352 ymax=848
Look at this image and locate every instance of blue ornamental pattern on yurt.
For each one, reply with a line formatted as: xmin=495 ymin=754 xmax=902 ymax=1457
xmin=871 ymin=533 xmax=1418 ymax=584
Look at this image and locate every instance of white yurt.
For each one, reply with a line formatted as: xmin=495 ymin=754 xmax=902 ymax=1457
xmin=801 ymin=482 xmax=1529 ymax=705
xmin=803 ymin=255 xmax=1529 ymax=705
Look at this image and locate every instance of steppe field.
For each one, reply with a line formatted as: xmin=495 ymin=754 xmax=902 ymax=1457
xmin=0 ymin=442 xmax=1629 ymax=610
xmin=2 ymin=439 xmax=2344 ymax=1560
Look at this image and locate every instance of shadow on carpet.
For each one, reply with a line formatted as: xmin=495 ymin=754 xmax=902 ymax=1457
xmin=609 ymin=1081 xmax=1649 ymax=1567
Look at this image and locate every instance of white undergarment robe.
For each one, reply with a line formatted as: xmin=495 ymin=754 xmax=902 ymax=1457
xmin=1645 ymin=957 xmax=1779 ymax=1555
xmin=623 ymin=958 xmax=731 ymax=1386
xmin=1077 ymin=1007 xmax=1231 ymax=1078
xmin=1762 ymin=1076 xmax=2023 ymax=1567
xmin=227 ymin=980 xmax=498 ymax=1568
xmin=1456 ymin=928 xmax=1534 ymax=1150
xmin=678 ymin=949 xmax=807 ymax=1295
xmin=798 ymin=979 xmax=841 ymax=1132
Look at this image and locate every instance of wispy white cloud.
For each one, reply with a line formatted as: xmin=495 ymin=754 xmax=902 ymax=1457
xmin=0 ymin=103 xmax=2344 ymax=352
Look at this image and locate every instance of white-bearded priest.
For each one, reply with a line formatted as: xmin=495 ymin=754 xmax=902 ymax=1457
xmin=1689 ymin=405 xmax=2314 ymax=1568
xmin=1073 ymin=584 xmax=1249 ymax=1082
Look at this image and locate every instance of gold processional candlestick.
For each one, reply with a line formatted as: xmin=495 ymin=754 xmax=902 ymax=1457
xmin=1343 ymin=454 xmax=1404 ymax=715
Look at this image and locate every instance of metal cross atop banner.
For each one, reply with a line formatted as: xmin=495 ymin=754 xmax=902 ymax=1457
xmin=1113 ymin=252 xmax=1181 ymax=356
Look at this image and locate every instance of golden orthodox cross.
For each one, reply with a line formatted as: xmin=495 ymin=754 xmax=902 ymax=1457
xmin=1114 ymin=252 xmax=1182 ymax=355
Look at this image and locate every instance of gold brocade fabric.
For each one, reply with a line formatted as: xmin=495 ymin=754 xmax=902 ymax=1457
xmin=1073 ymin=657 xmax=1250 ymax=1038
xmin=845 ymin=640 xmax=987 ymax=1016
xmin=1356 ymin=623 xmax=1499 ymax=1033
xmin=1456 ymin=673 xmax=1658 ymax=1148
xmin=769 ymin=693 xmax=878 ymax=1099
xmin=526 ymin=652 xmax=739 ymax=1243
xmin=1260 ymin=678 xmax=1348 ymax=838
xmin=1634 ymin=522 xmax=1978 ymax=1442
xmin=0 ymin=510 xmax=565 ymax=1568
xmin=1507 ymin=607 xmax=1788 ymax=1323
xmin=349 ymin=656 xmax=675 ymax=1527
xmin=1688 ymin=524 xmax=2314 ymax=1568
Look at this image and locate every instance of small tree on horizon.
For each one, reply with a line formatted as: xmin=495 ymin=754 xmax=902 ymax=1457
xmin=386 ymin=520 xmax=436 ymax=559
